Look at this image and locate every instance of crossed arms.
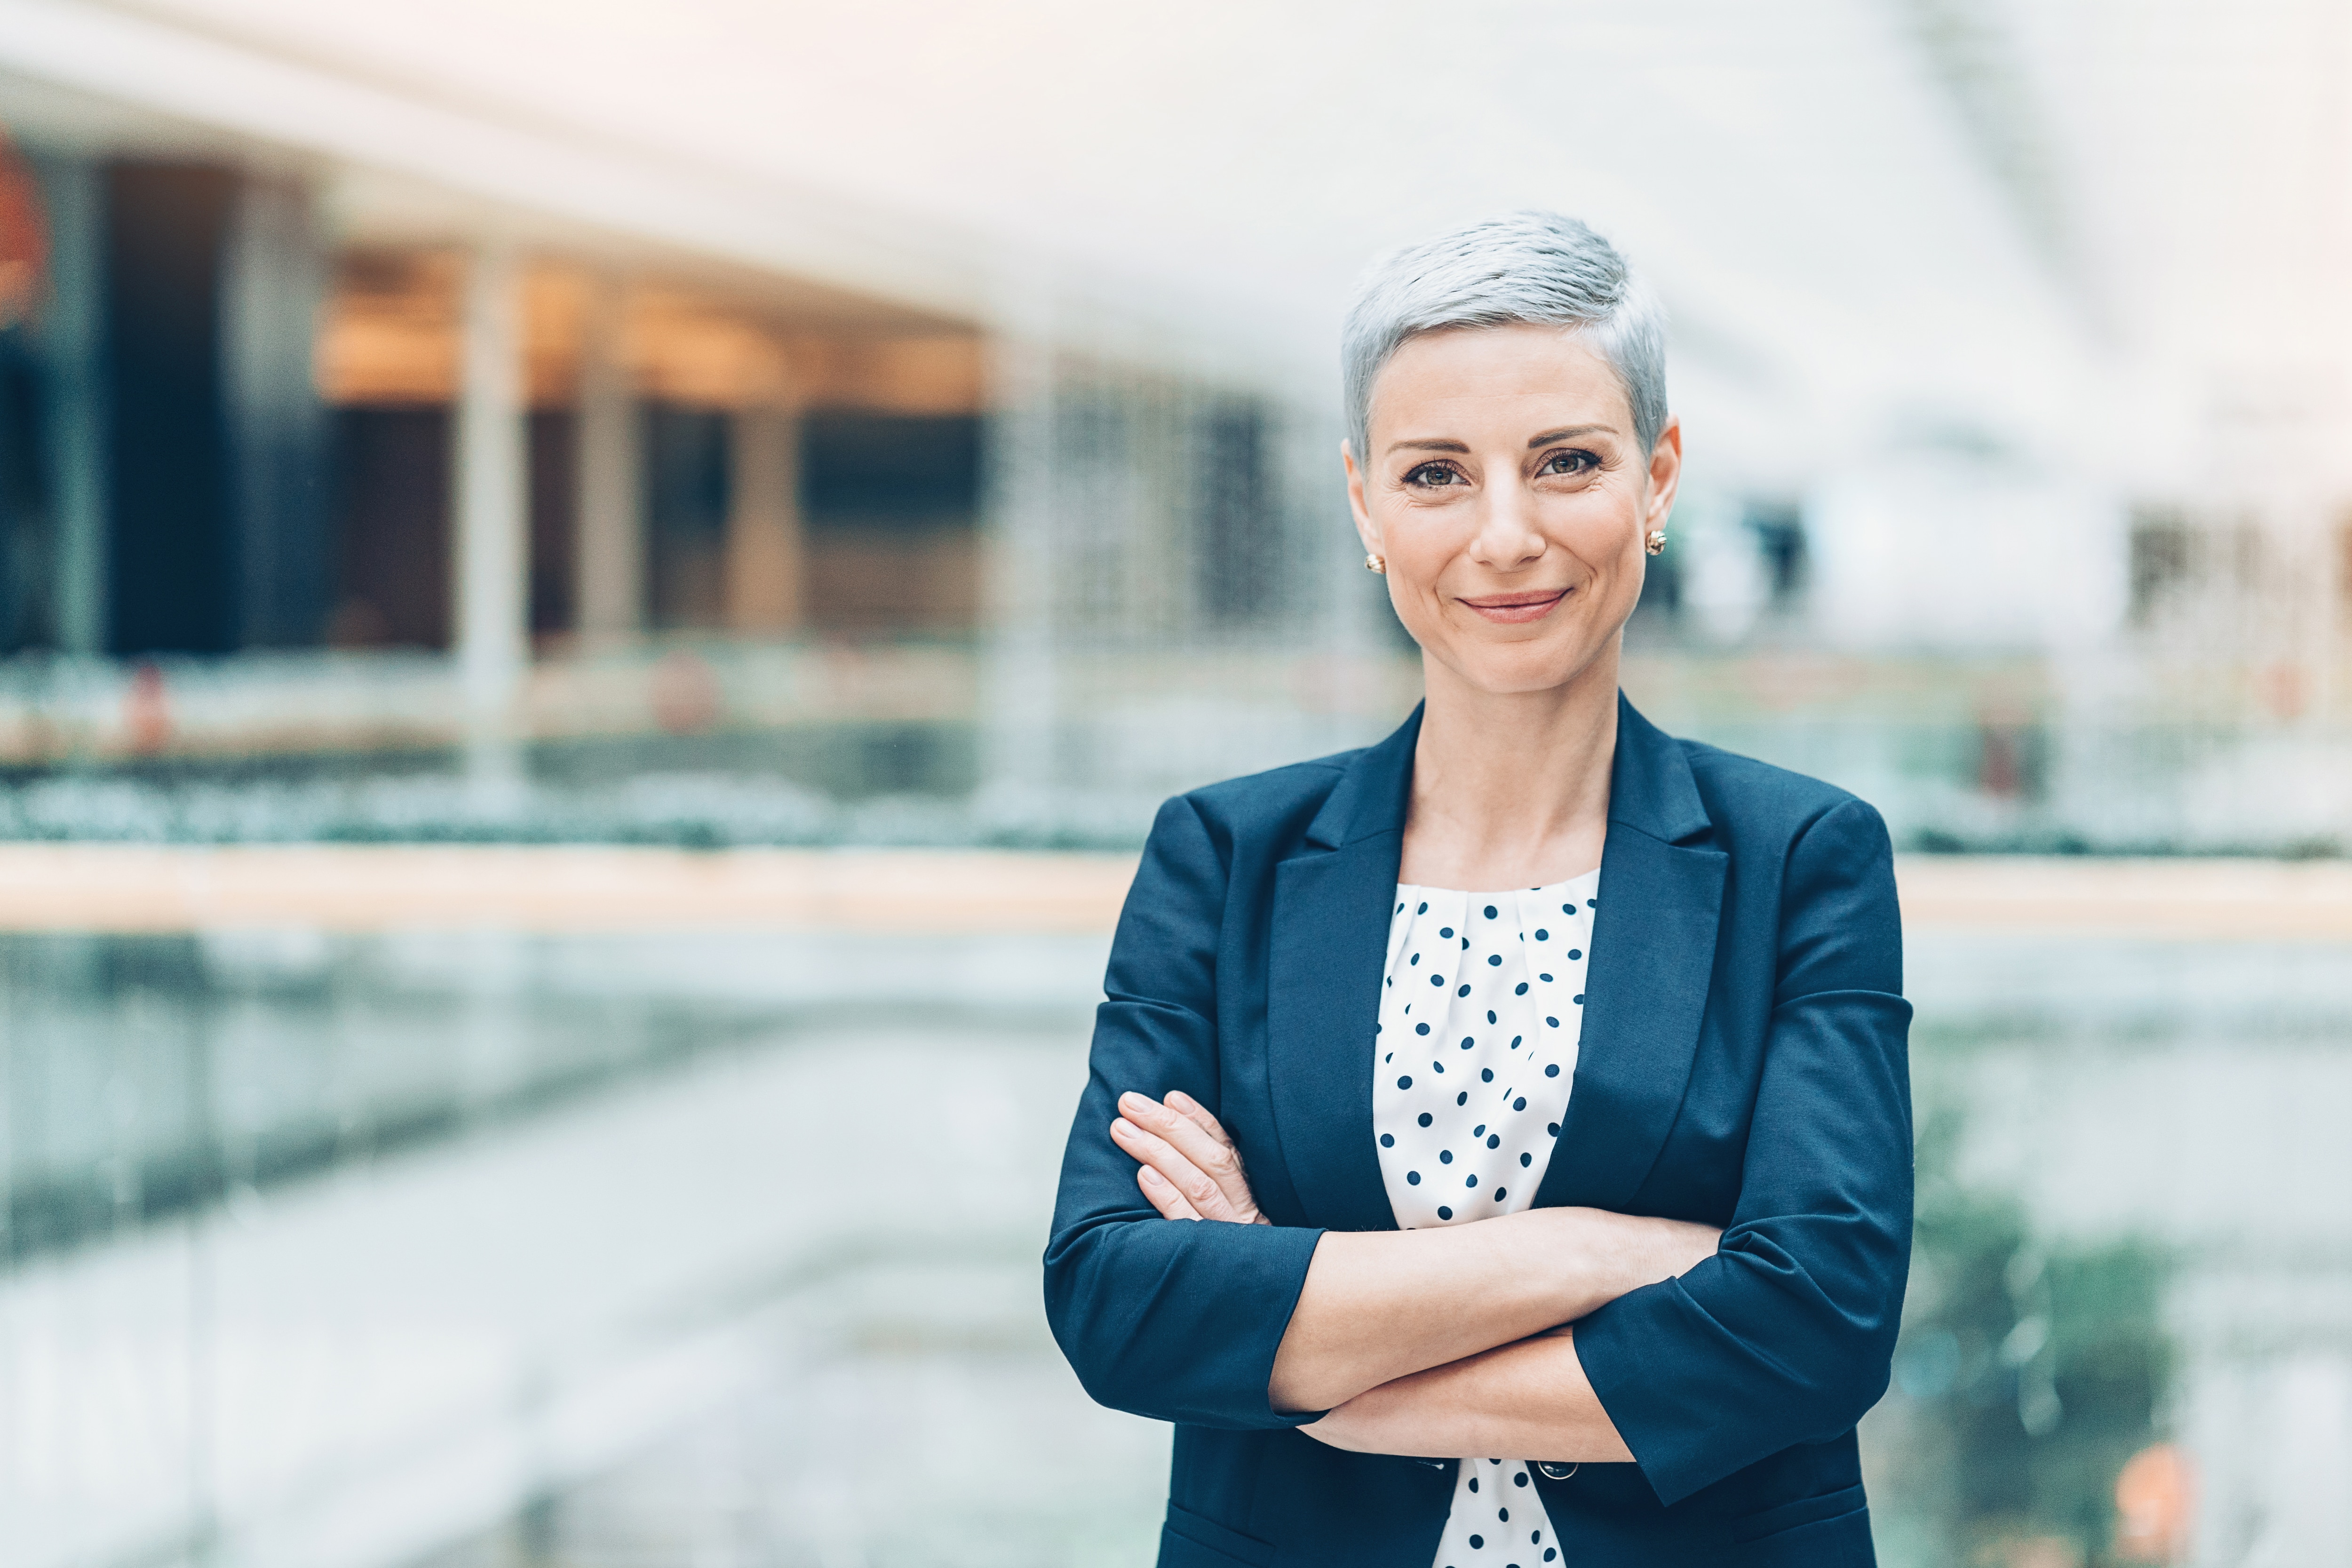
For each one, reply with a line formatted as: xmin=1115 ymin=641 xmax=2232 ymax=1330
xmin=1042 ymin=793 xmax=1913 ymax=1504
xmin=1111 ymin=1088 xmax=1718 ymax=1461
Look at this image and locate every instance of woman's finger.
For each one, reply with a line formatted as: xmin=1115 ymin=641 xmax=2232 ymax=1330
xmin=1119 ymin=1092 xmax=1264 ymax=1223
xmin=1163 ymin=1091 xmax=1268 ymax=1225
xmin=1164 ymin=1090 xmax=1236 ymax=1149
xmin=1111 ymin=1114 xmax=1241 ymax=1221
xmin=1137 ymin=1163 xmax=1203 ymax=1221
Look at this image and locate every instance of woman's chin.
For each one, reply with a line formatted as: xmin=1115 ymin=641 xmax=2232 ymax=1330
xmin=1429 ymin=640 xmax=1613 ymax=699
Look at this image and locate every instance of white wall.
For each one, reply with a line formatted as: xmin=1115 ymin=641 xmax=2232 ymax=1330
xmin=1804 ymin=444 xmax=2128 ymax=652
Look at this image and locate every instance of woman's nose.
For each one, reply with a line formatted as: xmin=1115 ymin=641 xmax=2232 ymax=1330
xmin=1468 ymin=486 xmax=1546 ymax=569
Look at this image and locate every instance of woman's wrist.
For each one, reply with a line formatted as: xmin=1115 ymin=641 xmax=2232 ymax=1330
xmin=1524 ymin=1206 xmax=1719 ymax=1322
xmin=1553 ymin=1207 xmax=1647 ymax=1320
xmin=1303 ymin=1332 xmax=1637 ymax=1465
xmin=1306 ymin=1358 xmax=1468 ymax=1458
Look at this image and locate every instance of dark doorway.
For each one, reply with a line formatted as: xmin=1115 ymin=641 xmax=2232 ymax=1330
xmin=643 ymin=402 xmax=729 ymax=631
xmin=529 ymin=409 xmax=576 ymax=640
xmin=327 ymin=408 xmax=450 ymax=648
xmin=0 ymin=327 xmax=49 ymax=651
xmin=800 ymin=410 xmax=981 ymax=635
xmin=105 ymin=162 xmax=237 ymax=655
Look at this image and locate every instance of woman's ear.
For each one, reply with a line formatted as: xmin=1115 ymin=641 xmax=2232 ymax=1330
xmin=1344 ymin=440 xmax=1381 ymax=556
xmin=1643 ymin=417 xmax=1684 ymax=531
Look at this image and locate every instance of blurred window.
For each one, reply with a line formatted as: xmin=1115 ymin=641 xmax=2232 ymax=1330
xmin=1746 ymin=500 xmax=1808 ymax=607
xmin=643 ymin=402 xmax=730 ymax=631
xmin=1197 ymin=400 xmax=1276 ymax=626
xmin=2127 ymin=509 xmax=2192 ymax=627
xmin=800 ymin=411 xmax=980 ymax=636
xmin=320 ymin=248 xmax=459 ymax=650
xmin=327 ymin=408 xmax=450 ymax=649
xmin=802 ymin=411 xmax=978 ymax=517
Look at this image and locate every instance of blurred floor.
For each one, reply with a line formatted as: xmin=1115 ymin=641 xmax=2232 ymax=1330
xmin=0 ymin=854 xmax=2347 ymax=1568
xmin=411 ymin=1256 xmax=1169 ymax=1568
xmin=2 ymin=997 xmax=1152 ymax=1568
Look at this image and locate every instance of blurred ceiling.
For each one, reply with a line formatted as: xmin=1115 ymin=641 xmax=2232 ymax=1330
xmin=0 ymin=0 xmax=2345 ymax=497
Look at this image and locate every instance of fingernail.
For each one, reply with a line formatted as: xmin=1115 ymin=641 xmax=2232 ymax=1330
xmin=1118 ymin=1091 xmax=1147 ymax=1112
xmin=1110 ymin=1118 xmax=1134 ymax=1138
xmin=1139 ymin=1166 xmax=1165 ymax=1185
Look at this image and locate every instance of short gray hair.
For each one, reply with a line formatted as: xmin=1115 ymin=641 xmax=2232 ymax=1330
xmin=1342 ymin=211 xmax=1669 ymax=463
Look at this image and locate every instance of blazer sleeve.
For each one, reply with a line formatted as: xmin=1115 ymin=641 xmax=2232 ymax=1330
xmin=1571 ymin=796 xmax=1915 ymax=1505
xmin=1041 ymin=793 xmax=1328 ymax=1429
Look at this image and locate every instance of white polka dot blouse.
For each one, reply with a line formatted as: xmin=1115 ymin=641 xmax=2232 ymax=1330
xmin=1372 ymin=868 xmax=1599 ymax=1568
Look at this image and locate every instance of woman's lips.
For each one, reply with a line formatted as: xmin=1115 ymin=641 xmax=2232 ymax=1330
xmin=1457 ymin=588 xmax=1570 ymax=624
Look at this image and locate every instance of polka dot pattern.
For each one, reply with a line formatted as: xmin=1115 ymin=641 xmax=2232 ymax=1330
xmin=1375 ymin=871 xmax=1594 ymax=1233
xmin=1373 ymin=870 xmax=1597 ymax=1567
xmin=1430 ymin=1460 xmax=1554 ymax=1568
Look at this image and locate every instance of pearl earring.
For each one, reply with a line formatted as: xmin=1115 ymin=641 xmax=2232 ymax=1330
xmin=1365 ymin=553 xmax=1386 ymax=573
xmin=1645 ymin=530 xmax=1667 ymax=556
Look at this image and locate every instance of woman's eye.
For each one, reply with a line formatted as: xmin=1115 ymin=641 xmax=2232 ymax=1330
xmin=1539 ymin=450 xmax=1597 ymax=477
xmin=1404 ymin=463 xmax=1462 ymax=487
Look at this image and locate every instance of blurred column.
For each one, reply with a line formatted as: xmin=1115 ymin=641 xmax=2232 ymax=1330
xmin=978 ymin=294 xmax=1059 ymax=799
xmin=453 ymin=241 xmax=528 ymax=789
xmin=572 ymin=274 xmax=642 ymax=646
xmin=220 ymin=174 xmax=329 ymax=648
xmin=32 ymin=154 xmax=107 ymax=656
xmin=724 ymin=381 xmax=805 ymax=637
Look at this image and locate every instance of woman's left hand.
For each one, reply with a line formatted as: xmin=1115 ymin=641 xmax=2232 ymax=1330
xmin=1112 ymin=1091 xmax=1271 ymax=1225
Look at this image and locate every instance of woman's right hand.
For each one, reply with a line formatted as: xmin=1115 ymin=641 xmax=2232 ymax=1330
xmin=1111 ymin=1090 xmax=1270 ymax=1225
xmin=1106 ymin=1091 xmax=1718 ymax=1299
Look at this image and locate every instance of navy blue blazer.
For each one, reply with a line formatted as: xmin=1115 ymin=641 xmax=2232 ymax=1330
xmin=1044 ymin=695 xmax=1913 ymax=1568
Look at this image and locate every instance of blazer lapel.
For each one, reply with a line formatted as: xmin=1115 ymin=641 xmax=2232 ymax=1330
xmin=1533 ymin=696 xmax=1728 ymax=1214
xmin=1265 ymin=707 xmax=1420 ymax=1233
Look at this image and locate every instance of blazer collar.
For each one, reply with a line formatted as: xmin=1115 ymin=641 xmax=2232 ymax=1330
xmin=1303 ymin=702 xmax=1422 ymax=850
xmin=1270 ymin=692 xmax=1726 ymax=1230
xmin=1534 ymin=696 xmax=1727 ymax=1212
xmin=1605 ymin=692 xmax=1712 ymax=845
xmin=1265 ymin=707 xmax=1420 ymax=1232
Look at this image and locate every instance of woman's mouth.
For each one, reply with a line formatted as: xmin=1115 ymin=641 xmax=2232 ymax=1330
xmin=1456 ymin=588 xmax=1570 ymax=624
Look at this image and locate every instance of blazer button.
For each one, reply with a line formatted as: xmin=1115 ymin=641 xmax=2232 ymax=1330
xmin=1535 ymin=1462 xmax=1579 ymax=1480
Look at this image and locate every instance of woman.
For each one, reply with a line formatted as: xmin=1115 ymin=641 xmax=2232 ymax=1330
xmin=1044 ymin=211 xmax=1911 ymax=1568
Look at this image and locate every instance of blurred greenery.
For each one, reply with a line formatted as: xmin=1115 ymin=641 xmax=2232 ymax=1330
xmin=1879 ymin=1109 xmax=2175 ymax=1568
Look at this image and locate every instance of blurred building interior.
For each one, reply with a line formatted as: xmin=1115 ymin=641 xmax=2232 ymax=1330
xmin=0 ymin=4 xmax=2349 ymax=1568
xmin=0 ymin=0 xmax=2341 ymax=849
xmin=0 ymin=10 xmax=1352 ymax=829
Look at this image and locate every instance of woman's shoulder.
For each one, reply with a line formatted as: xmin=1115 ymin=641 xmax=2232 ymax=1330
xmin=1130 ymin=750 xmax=1364 ymax=891
xmin=1673 ymin=734 xmax=1891 ymax=854
xmin=1175 ymin=748 xmax=1360 ymax=832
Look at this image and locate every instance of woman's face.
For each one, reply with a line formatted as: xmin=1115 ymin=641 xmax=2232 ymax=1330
xmin=1347 ymin=323 xmax=1680 ymax=698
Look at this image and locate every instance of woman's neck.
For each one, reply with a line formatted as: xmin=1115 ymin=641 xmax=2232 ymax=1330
xmin=1398 ymin=640 xmax=1620 ymax=891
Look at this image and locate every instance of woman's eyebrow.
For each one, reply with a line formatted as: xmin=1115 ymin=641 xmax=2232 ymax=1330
xmin=1526 ymin=425 xmax=1614 ymax=447
xmin=1384 ymin=438 xmax=1470 ymax=455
